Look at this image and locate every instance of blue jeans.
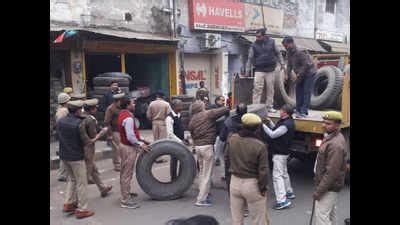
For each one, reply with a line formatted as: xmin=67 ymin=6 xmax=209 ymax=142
xmin=296 ymin=74 xmax=314 ymax=115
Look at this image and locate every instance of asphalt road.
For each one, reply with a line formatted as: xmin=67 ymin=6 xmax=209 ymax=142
xmin=50 ymin=156 xmax=350 ymax=225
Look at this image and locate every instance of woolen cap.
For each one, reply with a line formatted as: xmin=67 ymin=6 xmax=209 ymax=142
xmin=323 ymin=111 xmax=343 ymax=121
xmin=57 ymin=93 xmax=71 ymax=104
xmin=241 ymin=113 xmax=262 ymax=126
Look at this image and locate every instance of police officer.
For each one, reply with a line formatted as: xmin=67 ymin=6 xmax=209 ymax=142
xmin=80 ymin=98 xmax=112 ymax=197
xmin=56 ymin=92 xmax=71 ymax=182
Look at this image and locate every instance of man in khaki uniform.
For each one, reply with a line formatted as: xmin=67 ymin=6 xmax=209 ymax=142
xmin=104 ymin=93 xmax=125 ymax=171
xmin=146 ymin=91 xmax=171 ymax=141
xmin=225 ymin=113 xmax=270 ymax=225
xmin=313 ymin=111 xmax=347 ymax=225
xmin=57 ymin=100 xmax=94 ymax=219
xmin=80 ymin=98 xmax=112 ymax=197
xmin=56 ymin=92 xmax=71 ymax=182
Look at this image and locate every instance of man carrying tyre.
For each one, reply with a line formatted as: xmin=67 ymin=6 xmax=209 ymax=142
xmin=282 ymin=36 xmax=317 ymax=118
xmin=188 ymin=100 xmax=229 ymax=207
xmin=118 ymin=96 xmax=151 ymax=209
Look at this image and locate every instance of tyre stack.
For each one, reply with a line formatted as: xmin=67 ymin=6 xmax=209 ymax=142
xmin=89 ymin=72 xmax=132 ymax=126
xmin=171 ymin=95 xmax=195 ymax=130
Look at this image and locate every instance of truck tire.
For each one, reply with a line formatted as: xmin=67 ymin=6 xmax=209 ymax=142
xmin=93 ymin=77 xmax=130 ymax=87
xmin=92 ymin=86 xmax=130 ymax=96
xmin=275 ymin=69 xmax=296 ymax=106
xmin=135 ymin=140 xmax=196 ymax=200
xmin=274 ymin=69 xmax=287 ymax=108
xmin=310 ymin=66 xmax=343 ymax=109
xmin=97 ymin=72 xmax=132 ymax=81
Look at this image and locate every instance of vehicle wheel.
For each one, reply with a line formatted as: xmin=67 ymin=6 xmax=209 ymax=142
xmin=274 ymin=69 xmax=287 ymax=108
xmin=135 ymin=140 xmax=197 ymax=200
xmin=92 ymin=86 xmax=130 ymax=96
xmin=310 ymin=66 xmax=343 ymax=109
xmin=275 ymin=69 xmax=296 ymax=106
xmin=93 ymin=77 xmax=130 ymax=87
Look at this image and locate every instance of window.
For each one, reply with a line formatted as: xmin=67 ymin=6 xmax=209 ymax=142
xmin=325 ymin=0 xmax=336 ymax=14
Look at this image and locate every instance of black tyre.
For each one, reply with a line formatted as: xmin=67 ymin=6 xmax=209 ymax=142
xmin=97 ymin=72 xmax=132 ymax=81
xmin=92 ymin=86 xmax=130 ymax=96
xmin=275 ymin=69 xmax=296 ymax=106
xmin=93 ymin=77 xmax=130 ymax=87
xmin=310 ymin=66 xmax=343 ymax=109
xmin=135 ymin=140 xmax=196 ymax=200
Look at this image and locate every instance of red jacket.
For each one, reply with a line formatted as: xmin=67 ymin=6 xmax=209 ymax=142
xmin=118 ymin=110 xmax=141 ymax=146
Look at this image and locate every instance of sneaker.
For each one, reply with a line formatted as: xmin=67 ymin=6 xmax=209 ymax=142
xmin=75 ymin=210 xmax=95 ymax=219
xmin=273 ymin=199 xmax=291 ymax=210
xmin=100 ymin=186 xmax=112 ymax=197
xmin=120 ymin=199 xmax=140 ymax=209
xmin=195 ymin=199 xmax=212 ymax=207
xmin=286 ymin=192 xmax=296 ymax=199
xmin=267 ymin=107 xmax=277 ymax=113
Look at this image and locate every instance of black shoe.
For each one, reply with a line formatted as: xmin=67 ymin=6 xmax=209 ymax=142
xmin=58 ymin=177 xmax=67 ymax=182
xmin=215 ymin=159 xmax=221 ymax=166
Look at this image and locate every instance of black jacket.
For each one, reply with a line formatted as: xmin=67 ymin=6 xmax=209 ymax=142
xmin=220 ymin=115 xmax=243 ymax=142
xmin=57 ymin=113 xmax=84 ymax=161
xmin=266 ymin=117 xmax=295 ymax=155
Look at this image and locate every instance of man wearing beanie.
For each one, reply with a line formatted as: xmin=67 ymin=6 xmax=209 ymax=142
xmin=57 ymin=100 xmax=94 ymax=219
xmin=225 ymin=113 xmax=270 ymax=225
xmin=188 ymin=100 xmax=229 ymax=207
xmin=313 ymin=111 xmax=347 ymax=225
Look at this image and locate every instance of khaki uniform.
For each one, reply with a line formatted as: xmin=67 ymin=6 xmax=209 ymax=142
xmin=79 ymin=114 xmax=107 ymax=192
xmin=146 ymin=98 xmax=170 ymax=141
xmin=63 ymin=160 xmax=88 ymax=211
xmin=104 ymin=103 xmax=122 ymax=170
xmin=195 ymin=144 xmax=214 ymax=203
xmin=119 ymin=143 xmax=140 ymax=202
xmin=55 ymin=106 xmax=69 ymax=180
xmin=252 ymin=71 xmax=276 ymax=106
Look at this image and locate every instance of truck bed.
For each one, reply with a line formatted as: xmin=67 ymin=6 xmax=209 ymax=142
xmin=268 ymin=110 xmax=324 ymax=122
xmin=268 ymin=110 xmax=326 ymax=134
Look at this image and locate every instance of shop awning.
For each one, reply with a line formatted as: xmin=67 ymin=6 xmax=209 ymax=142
xmin=319 ymin=41 xmax=350 ymax=53
xmin=240 ymin=35 xmax=326 ymax=52
xmin=50 ymin=24 xmax=179 ymax=42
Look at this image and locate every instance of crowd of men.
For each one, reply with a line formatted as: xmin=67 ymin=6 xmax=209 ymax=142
xmin=54 ymin=29 xmax=347 ymax=224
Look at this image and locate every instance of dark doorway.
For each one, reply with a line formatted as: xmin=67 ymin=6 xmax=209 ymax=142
xmin=85 ymin=53 xmax=121 ymax=91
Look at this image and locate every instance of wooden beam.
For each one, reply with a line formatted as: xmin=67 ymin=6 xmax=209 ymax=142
xmin=83 ymin=41 xmax=176 ymax=54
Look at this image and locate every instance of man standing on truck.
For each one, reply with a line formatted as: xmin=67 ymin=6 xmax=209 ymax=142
xmin=262 ymin=104 xmax=296 ymax=210
xmin=189 ymin=100 xmax=229 ymax=207
xmin=104 ymin=93 xmax=125 ymax=171
xmin=282 ymin=36 xmax=317 ymax=118
xmin=118 ymin=96 xmax=151 ymax=209
xmin=225 ymin=113 xmax=269 ymax=225
xmin=313 ymin=111 xmax=347 ymax=225
xmin=246 ymin=28 xmax=285 ymax=113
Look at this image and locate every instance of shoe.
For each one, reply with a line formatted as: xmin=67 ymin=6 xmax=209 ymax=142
xmin=114 ymin=168 xmax=121 ymax=172
xmin=195 ymin=199 xmax=212 ymax=207
xmin=243 ymin=208 xmax=249 ymax=217
xmin=120 ymin=199 xmax=140 ymax=209
xmin=215 ymin=159 xmax=221 ymax=166
xmin=268 ymin=108 xmax=277 ymax=113
xmin=129 ymin=192 xmax=138 ymax=198
xmin=58 ymin=177 xmax=67 ymax=182
xmin=273 ymin=199 xmax=291 ymax=210
xmin=295 ymin=113 xmax=306 ymax=118
xmin=75 ymin=210 xmax=95 ymax=219
xmin=206 ymin=193 xmax=212 ymax=202
xmin=63 ymin=203 xmax=77 ymax=213
xmin=88 ymin=180 xmax=95 ymax=185
xmin=100 ymin=186 xmax=112 ymax=197
xmin=286 ymin=192 xmax=296 ymax=199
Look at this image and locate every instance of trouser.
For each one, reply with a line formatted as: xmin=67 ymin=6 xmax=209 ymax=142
xmin=314 ymin=191 xmax=338 ymax=225
xmin=170 ymin=156 xmax=183 ymax=181
xmin=119 ymin=143 xmax=139 ymax=202
xmin=230 ymin=175 xmax=270 ymax=225
xmin=152 ymin=120 xmax=167 ymax=141
xmin=63 ymin=160 xmax=88 ymax=211
xmin=252 ymin=71 xmax=275 ymax=107
xmin=84 ymin=143 xmax=106 ymax=192
xmin=214 ymin=136 xmax=226 ymax=176
xmin=57 ymin=161 xmax=68 ymax=179
xmin=272 ymin=154 xmax=293 ymax=203
xmin=111 ymin=131 xmax=121 ymax=170
xmin=295 ymin=74 xmax=314 ymax=115
xmin=195 ymin=145 xmax=214 ymax=203
xmin=224 ymin=158 xmax=231 ymax=194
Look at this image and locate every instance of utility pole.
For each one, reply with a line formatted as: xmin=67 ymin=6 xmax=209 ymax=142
xmin=314 ymin=0 xmax=318 ymax=39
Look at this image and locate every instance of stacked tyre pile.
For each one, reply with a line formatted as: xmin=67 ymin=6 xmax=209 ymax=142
xmin=171 ymin=95 xmax=195 ymax=130
xmin=274 ymin=65 xmax=343 ymax=110
xmin=89 ymin=72 xmax=132 ymax=125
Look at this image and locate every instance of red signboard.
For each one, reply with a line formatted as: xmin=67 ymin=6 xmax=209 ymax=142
xmin=189 ymin=0 xmax=245 ymax=32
